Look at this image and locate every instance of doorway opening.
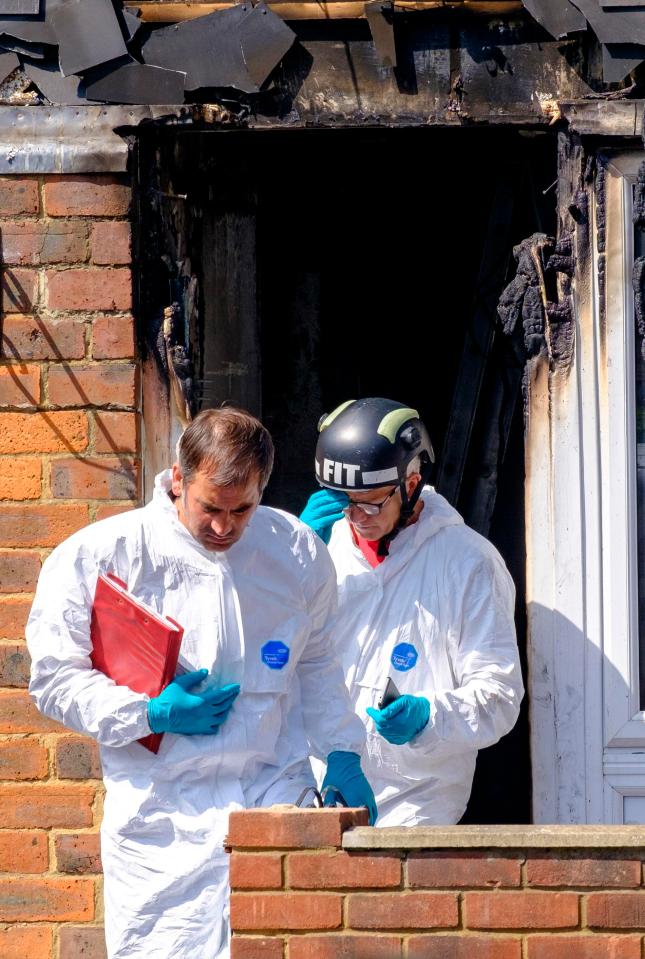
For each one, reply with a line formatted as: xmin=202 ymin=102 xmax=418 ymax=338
xmin=137 ymin=124 xmax=557 ymax=823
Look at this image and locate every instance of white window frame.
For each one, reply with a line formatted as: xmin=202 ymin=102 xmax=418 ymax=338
xmin=601 ymin=154 xmax=644 ymax=751
xmin=600 ymin=153 xmax=645 ymax=823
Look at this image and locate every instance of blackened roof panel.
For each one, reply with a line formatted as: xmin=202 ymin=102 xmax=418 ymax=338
xmin=141 ymin=6 xmax=250 ymax=89
xmin=238 ymin=1 xmax=296 ymax=88
xmin=50 ymin=0 xmax=128 ymax=76
xmin=142 ymin=4 xmax=294 ymax=93
xmin=121 ymin=7 xmax=142 ymax=43
xmin=521 ymin=0 xmax=587 ymax=36
xmin=0 ymin=14 xmax=55 ymax=44
xmin=602 ymin=40 xmax=645 ymax=77
xmin=85 ymin=59 xmax=185 ymax=103
xmin=570 ymin=0 xmax=645 ymax=41
xmin=0 ymin=47 xmax=19 ymax=82
xmin=23 ymin=57 xmax=86 ymax=100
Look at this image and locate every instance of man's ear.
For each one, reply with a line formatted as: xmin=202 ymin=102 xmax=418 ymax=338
xmin=406 ymin=473 xmax=422 ymax=497
xmin=171 ymin=463 xmax=184 ymax=497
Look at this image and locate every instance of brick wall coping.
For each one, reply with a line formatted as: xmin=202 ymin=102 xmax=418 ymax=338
xmin=342 ymin=824 xmax=645 ymax=850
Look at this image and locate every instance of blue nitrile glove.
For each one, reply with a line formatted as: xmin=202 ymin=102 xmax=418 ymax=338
xmin=321 ymin=750 xmax=378 ymax=825
xmin=366 ymin=695 xmax=431 ymax=745
xmin=147 ymin=669 xmax=240 ymax=736
xmin=299 ymin=489 xmax=349 ymax=545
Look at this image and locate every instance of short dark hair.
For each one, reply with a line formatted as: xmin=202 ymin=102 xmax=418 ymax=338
xmin=177 ymin=407 xmax=274 ymax=491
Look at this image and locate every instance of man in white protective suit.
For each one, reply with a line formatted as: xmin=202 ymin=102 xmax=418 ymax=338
xmin=299 ymin=397 xmax=524 ymax=827
xmin=26 ymin=406 xmax=376 ymax=959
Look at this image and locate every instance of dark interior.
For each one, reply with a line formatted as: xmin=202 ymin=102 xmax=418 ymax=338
xmin=138 ymin=124 xmax=558 ymax=823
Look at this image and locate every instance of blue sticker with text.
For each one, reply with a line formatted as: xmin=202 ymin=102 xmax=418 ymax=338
xmin=391 ymin=642 xmax=418 ymax=672
xmin=262 ymin=640 xmax=290 ymax=670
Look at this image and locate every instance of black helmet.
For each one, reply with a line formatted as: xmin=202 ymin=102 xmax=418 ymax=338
xmin=315 ymin=397 xmax=434 ymax=493
xmin=315 ymin=398 xmax=434 ymax=550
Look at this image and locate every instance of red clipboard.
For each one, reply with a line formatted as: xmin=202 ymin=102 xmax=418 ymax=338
xmin=90 ymin=573 xmax=184 ymax=754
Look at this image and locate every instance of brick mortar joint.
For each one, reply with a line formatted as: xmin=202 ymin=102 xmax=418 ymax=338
xmin=4 ymin=310 xmax=135 ymax=317
xmin=41 ymin=358 xmax=138 ymax=364
xmin=42 ymin=264 xmax=132 ymax=270
xmin=1 ymin=359 xmax=137 ymax=368
xmin=227 ymin=845 xmax=347 ymax=854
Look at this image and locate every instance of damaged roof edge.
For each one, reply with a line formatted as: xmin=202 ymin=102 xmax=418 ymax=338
xmin=0 ymin=104 xmax=188 ymax=173
xmin=558 ymin=99 xmax=643 ymax=136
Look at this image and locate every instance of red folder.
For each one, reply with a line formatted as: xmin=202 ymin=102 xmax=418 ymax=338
xmin=90 ymin=572 xmax=184 ymax=754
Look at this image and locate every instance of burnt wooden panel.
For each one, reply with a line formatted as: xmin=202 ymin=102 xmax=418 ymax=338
xmin=250 ymin=15 xmax=596 ymax=128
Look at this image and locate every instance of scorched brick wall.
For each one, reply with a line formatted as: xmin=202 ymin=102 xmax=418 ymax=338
xmin=0 ymin=173 xmax=138 ymax=959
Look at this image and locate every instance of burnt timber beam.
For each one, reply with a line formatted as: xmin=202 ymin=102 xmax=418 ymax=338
xmin=130 ymin=0 xmax=523 ymax=19
xmin=559 ymin=100 xmax=644 ymax=137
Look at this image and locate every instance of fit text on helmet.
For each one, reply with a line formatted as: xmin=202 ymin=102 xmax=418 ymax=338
xmin=316 ymin=458 xmax=361 ymax=486
xmin=315 ymin=457 xmax=400 ymax=488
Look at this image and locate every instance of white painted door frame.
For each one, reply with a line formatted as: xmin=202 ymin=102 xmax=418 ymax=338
xmin=528 ymin=149 xmax=645 ymax=823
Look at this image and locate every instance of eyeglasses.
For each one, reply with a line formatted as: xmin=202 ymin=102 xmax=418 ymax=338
xmin=342 ymin=486 xmax=398 ymax=517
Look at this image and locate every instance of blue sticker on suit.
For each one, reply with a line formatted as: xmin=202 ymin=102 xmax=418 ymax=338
xmin=262 ymin=640 xmax=290 ymax=670
xmin=391 ymin=642 xmax=418 ymax=672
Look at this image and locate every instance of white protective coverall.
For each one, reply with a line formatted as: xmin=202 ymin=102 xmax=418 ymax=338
xmin=26 ymin=470 xmax=365 ymax=959
xmin=326 ymin=485 xmax=523 ymax=827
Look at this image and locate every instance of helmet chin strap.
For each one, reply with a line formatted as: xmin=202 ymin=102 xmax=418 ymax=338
xmin=377 ymin=457 xmax=433 ymax=557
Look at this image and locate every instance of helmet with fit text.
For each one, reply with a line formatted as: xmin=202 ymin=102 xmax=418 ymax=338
xmin=315 ymin=397 xmax=434 ymax=493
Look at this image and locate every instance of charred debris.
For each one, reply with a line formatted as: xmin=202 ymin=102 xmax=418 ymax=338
xmin=0 ymin=0 xmax=645 ymax=108
xmin=0 ymin=0 xmax=296 ymax=106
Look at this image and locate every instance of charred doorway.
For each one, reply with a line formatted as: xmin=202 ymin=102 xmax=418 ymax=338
xmin=137 ymin=125 xmax=556 ymax=824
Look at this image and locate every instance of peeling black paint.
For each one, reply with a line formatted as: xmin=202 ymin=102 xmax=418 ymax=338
xmin=546 ymin=252 xmax=574 ymax=276
xmin=568 ymin=189 xmax=589 ymax=225
xmin=634 ymin=159 xmax=645 ymax=228
xmin=595 ymin=154 xmax=607 ymax=255
xmin=593 ymin=153 xmax=607 ymax=341
xmin=546 ymin=294 xmax=574 ymax=366
xmin=633 ymin=256 xmax=645 ymax=356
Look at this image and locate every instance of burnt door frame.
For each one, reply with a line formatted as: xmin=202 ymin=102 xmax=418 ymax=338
xmin=526 ymin=109 xmax=645 ymax=824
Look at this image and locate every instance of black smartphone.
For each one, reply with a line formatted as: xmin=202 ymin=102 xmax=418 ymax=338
xmin=378 ymin=676 xmax=401 ymax=710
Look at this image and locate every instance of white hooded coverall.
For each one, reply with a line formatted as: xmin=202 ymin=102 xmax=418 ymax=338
xmin=326 ymin=486 xmax=524 ymax=827
xmin=26 ymin=470 xmax=365 ymax=959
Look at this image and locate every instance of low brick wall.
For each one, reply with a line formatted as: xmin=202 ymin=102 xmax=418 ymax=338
xmin=227 ymin=811 xmax=645 ymax=959
xmin=0 ymin=172 xmax=138 ymax=959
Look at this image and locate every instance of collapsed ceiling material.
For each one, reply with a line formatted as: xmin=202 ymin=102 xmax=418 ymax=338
xmin=0 ymin=0 xmax=295 ymax=104
xmin=22 ymin=57 xmax=83 ymax=100
xmin=0 ymin=0 xmax=639 ymax=105
xmin=520 ymin=0 xmax=586 ymax=39
xmin=519 ymin=0 xmax=645 ymax=80
xmin=85 ymin=60 xmax=186 ymax=104
xmin=0 ymin=9 xmax=56 ymax=45
xmin=602 ymin=42 xmax=645 ymax=82
xmin=140 ymin=2 xmax=294 ymax=93
xmin=51 ymin=0 xmax=128 ymax=76
xmin=0 ymin=48 xmax=18 ymax=82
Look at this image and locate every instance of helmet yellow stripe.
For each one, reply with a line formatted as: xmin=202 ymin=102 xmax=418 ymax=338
xmin=377 ymin=407 xmax=418 ymax=443
xmin=318 ymin=400 xmax=355 ymax=432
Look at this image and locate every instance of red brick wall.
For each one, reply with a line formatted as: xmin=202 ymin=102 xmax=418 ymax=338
xmin=228 ymin=809 xmax=645 ymax=959
xmin=0 ymin=173 xmax=139 ymax=959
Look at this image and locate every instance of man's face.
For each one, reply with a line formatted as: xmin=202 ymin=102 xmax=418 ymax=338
xmin=171 ymin=464 xmax=261 ymax=552
xmin=344 ymin=473 xmax=421 ymax=541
